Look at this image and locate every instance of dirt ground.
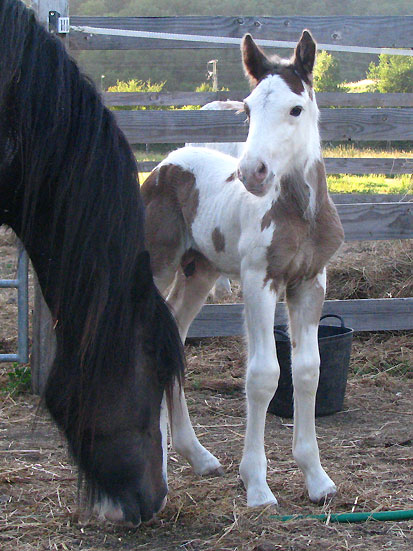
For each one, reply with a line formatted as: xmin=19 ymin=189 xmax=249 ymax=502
xmin=0 ymin=340 xmax=412 ymax=551
xmin=0 ymin=228 xmax=412 ymax=550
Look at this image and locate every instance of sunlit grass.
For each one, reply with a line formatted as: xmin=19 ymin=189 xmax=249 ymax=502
xmin=327 ymin=174 xmax=412 ymax=194
xmin=323 ymin=144 xmax=413 ymax=159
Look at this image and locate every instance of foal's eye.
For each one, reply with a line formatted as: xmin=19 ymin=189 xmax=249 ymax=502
xmin=290 ymin=106 xmax=303 ymax=117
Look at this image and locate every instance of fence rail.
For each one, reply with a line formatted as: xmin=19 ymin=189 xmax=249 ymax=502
xmin=0 ymin=246 xmax=29 ymax=363
xmin=111 ymin=108 xmax=413 ymax=144
xmin=138 ymin=158 xmax=413 ymax=176
xmin=69 ymin=15 xmax=413 ymax=50
xmin=188 ymin=298 xmax=413 ymax=338
xmin=104 ymin=91 xmax=413 ymax=108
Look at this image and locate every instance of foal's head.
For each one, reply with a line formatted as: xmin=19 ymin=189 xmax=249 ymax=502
xmin=238 ymin=31 xmax=320 ymax=196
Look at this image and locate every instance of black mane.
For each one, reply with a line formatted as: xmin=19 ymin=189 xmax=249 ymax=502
xmin=0 ymin=0 xmax=183 ymax=510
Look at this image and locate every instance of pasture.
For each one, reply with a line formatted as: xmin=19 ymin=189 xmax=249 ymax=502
xmin=1 ymin=226 xmax=412 ymax=550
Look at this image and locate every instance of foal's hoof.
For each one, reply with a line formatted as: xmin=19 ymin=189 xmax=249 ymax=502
xmin=246 ymin=486 xmax=278 ymax=508
xmin=192 ymin=450 xmax=223 ymax=477
xmin=309 ymin=485 xmax=337 ymax=505
xmin=209 ymin=465 xmax=225 ymax=477
xmin=198 ymin=464 xmax=225 ymax=477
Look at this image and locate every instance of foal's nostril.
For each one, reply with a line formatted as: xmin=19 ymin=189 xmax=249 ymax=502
xmin=254 ymin=162 xmax=268 ymax=182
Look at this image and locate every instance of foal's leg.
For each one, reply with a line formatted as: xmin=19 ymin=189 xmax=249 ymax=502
xmin=239 ymin=268 xmax=279 ymax=507
xmin=286 ymin=270 xmax=337 ymax=503
xmin=167 ymin=260 xmax=223 ymax=475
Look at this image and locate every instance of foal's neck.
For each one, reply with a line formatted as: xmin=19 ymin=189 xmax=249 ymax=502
xmin=277 ymin=148 xmax=326 ymax=222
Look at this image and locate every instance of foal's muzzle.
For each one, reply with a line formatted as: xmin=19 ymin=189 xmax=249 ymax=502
xmin=237 ymin=159 xmax=272 ymax=196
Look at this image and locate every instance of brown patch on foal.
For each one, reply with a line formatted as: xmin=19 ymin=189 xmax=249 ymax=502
xmin=277 ymin=65 xmax=305 ymax=95
xmin=212 ymin=227 xmax=225 ymax=253
xmin=226 ymin=172 xmax=237 ymax=182
xmin=141 ymin=164 xmax=199 ymax=275
xmin=262 ymin=160 xmax=344 ymax=293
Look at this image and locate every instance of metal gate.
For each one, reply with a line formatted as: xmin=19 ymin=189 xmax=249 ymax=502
xmin=0 ymin=244 xmax=29 ymax=363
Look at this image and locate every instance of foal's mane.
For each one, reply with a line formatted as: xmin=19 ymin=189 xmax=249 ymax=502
xmin=0 ymin=0 xmax=183 ymax=431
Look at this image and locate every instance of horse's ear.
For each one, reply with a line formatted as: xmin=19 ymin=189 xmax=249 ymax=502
xmin=293 ymin=30 xmax=316 ymax=79
xmin=241 ymin=34 xmax=272 ymax=87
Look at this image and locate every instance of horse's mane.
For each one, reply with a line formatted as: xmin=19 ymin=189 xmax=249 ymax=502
xmin=0 ymin=0 xmax=183 ymax=439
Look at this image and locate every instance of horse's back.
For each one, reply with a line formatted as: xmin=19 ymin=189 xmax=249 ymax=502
xmin=142 ymin=148 xmax=247 ymax=277
xmin=161 ymin=147 xmax=238 ymax=183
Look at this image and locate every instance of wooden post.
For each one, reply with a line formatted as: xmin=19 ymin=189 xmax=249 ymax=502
xmin=30 ymin=0 xmax=69 ymax=395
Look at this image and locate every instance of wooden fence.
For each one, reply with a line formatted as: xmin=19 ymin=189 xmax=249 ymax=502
xmin=31 ymin=11 xmax=412 ymax=391
xmin=105 ymin=88 xmax=412 ymax=337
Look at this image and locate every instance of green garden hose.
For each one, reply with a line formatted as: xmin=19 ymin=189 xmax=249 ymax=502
xmin=271 ymin=509 xmax=413 ymax=523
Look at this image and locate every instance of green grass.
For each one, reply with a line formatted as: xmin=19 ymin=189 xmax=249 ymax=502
xmin=2 ymin=363 xmax=31 ymax=396
xmin=324 ymin=144 xmax=413 ymax=194
xmin=327 ymin=174 xmax=412 ymax=194
xmin=323 ymin=144 xmax=413 ymax=159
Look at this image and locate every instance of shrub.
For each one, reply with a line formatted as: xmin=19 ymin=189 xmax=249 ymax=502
xmin=182 ymin=82 xmax=230 ymax=110
xmin=107 ymin=79 xmax=166 ymax=110
xmin=367 ymin=54 xmax=413 ymax=93
xmin=313 ymin=51 xmax=343 ymax=92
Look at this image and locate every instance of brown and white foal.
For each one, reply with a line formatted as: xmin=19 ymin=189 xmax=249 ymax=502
xmin=142 ymin=31 xmax=344 ymax=507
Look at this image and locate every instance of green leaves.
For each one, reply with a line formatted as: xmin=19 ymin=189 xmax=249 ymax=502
xmin=367 ymin=55 xmax=413 ymax=93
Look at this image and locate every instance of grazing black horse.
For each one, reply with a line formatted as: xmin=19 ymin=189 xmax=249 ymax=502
xmin=0 ymin=0 xmax=184 ymax=525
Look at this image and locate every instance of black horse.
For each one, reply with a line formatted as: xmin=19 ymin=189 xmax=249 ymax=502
xmin=0 ymin=0 xmax=184 ymax=525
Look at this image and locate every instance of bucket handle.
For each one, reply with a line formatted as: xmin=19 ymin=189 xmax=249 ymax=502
xmin=275 ymin=315 xmax=345 ymax=340
xmin=320 ymin=314 xmax=345 ymax=328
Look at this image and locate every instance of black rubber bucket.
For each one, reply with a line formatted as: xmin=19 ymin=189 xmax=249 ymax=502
xmin=268 ymin=314 xmax=353 ymax=418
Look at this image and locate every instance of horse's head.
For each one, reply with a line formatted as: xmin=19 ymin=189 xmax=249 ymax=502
xmin=237 ymin=30 xmax=320 ymax=197
xmin=46 ymin=334 xmax=170 ymax=527
xmin=91 ymin=370 xmax=167 ymax=526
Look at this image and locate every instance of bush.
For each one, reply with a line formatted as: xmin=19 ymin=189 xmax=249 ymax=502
xmin=313 ymin=51 xmax=343 ymax=92
xmin=367 ymin=54 xmax=413 ymax=93
xmin=107 ymin=79 xmax=166 ymax=110
xmin=182 ymin=82 xmax=230 ymax=110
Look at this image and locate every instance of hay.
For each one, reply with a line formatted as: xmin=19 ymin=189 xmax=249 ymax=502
xmin=327 ymin=241 xmax=413 ymax=300
xmin=206 ymin=241 xmax=413 ymax=305
xmin=1 ymin=224 xmax=412 ymax=550
xmin=1 ymin=337 xmax=412 ymax=550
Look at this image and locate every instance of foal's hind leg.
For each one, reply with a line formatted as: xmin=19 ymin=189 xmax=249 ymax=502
xmin=167 ymin=254 xmax=223 ymax=475
xmin=286 ymin=270 xmax=337 ymax=503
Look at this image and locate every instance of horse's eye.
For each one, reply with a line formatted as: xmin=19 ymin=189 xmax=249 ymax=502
xmin=290 ymin=106 xmax=303 ymax=117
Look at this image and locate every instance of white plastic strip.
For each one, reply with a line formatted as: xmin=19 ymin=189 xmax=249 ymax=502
xmin=70 ymin=25 xmax=413 ymax=56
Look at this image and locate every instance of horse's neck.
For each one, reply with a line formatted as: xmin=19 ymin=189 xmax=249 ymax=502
xmin=277 ymin=153 xmax=328 ymax=222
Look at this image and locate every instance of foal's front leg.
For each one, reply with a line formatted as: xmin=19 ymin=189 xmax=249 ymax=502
xmin=239 ymin=267 xmax=279 ymax=507
xmin=286 ymin=270 xmax=337 ymax=503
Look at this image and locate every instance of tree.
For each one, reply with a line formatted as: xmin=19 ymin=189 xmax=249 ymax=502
xmin=313 ymin=51 xmax=342 ymax=92
xmin=367 ymin=54 xmax=413 ymax=93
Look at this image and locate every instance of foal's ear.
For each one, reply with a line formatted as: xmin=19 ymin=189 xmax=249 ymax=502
xmin=241 ymin=34 xmax=272 ymax=87
xmin=293 ymin=30 xmax=316 ymax=79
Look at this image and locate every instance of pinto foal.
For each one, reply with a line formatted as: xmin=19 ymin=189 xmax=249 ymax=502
xmin=142 ymin=31 xmax=344 ymax=507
